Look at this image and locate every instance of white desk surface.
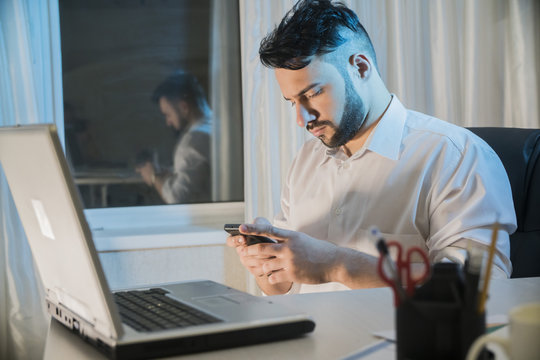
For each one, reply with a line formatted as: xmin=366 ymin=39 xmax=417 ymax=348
xmin=44 ymin=277 xmax=540 ymax=360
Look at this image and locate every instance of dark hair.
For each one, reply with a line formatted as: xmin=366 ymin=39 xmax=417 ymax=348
xmin=259 ymin=0 xmax=377 ymax=70
xmin=151 ymin=71 xmax=210 ymax=116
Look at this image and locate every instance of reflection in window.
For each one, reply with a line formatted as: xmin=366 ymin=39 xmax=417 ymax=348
xmin=136 ymin=71 xmax=212 ymax=205
xmin=59 ymin=0 xmax=243 ymax=208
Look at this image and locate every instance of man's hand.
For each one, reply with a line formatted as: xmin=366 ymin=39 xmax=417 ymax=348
xmin=136 ymin=161 xmax=155 ymax=186
xmin=227 ymin=217 xmax=385 ymax=293
xmin=238 ymin=219 xmax=340 ymax=286
xmin=226 ymin=218 xmax=293 ymax=295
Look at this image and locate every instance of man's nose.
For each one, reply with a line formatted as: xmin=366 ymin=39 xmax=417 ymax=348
xmin=296 ymin=103 xmax=316 ymax=127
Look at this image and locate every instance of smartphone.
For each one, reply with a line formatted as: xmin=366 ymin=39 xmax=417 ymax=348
xmin=224 ymin=224 xmax=277 ymax=245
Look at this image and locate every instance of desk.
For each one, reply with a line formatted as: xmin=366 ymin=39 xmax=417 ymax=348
xmin=44 ymin=278 xmax=540 ymax=359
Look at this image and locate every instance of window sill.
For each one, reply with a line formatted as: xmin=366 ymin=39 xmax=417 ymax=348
xmin=92 ymin=224 xmax=227 ymax=252
xmin=85 ymin=202 xmax=244 ymax=252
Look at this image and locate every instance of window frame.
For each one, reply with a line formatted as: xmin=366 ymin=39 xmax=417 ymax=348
xmin=53 ymin=0 xmax=246 ymax=248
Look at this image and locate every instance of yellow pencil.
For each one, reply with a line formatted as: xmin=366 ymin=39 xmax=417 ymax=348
xmin=478 ymin=220 xmax=499 ymax=314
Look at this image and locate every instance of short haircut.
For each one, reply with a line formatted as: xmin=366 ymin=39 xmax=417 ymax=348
xmin=152 ymin=71 xmax=210 ymax=116
xmin=259 ymin=0 xmax=377 ymax=71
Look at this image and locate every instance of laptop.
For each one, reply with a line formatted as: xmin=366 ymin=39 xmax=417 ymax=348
xmin=0 ymin=124 xmax=315 ymax=359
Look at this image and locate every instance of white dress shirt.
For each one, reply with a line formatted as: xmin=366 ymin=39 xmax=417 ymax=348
xmin=162 ymin=118 xmax=212 ymax=204
xmin=273 ymin=96 xmax=516 ymax=294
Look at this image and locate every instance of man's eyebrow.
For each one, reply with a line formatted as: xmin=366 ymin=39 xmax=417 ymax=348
xmin=283 ymin=83 xmax=321 ymax=101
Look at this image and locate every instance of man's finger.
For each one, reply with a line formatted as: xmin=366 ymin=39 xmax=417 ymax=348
xmin=226 ymin=235 xmax=245 ymax=247
xmin=240 ymin=223 xmax=292 ymax=241
xmin=237 ymin=246 xmax=276 ymax=261
xmin=267 ymin=269 xmax=289 ymax=284
xmin=262 ymin=257 xmax=286 ymax=274
xmin=241 ymin=243 xmax=282 ymax=257
xmin=242 ymin=257 xmax=266 ymax=268
xmin=253 ymin=217 xmax=272 ymax=226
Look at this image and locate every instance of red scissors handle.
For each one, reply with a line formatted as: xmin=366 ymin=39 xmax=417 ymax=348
xmin=403 ymin=247 xmax=430 ymax=296
xmin=376 ymin=251 xmax=402 ymax=306
xmin=386 ymin=241 xmax=430 ymax=298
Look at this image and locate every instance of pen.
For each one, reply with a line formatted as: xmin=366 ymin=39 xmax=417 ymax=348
xmin=477 ymin=219 xmax=500 ymax=314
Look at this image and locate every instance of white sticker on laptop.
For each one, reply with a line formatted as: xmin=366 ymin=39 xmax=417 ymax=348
xmin=31 ymin=199 xmax=55 ymax=240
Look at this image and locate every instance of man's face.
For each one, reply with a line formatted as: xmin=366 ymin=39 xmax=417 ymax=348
xmin=275 ymin=58 xmax=366 ymax=148
xmin=158 ymin=97 xmax=184 ymax=131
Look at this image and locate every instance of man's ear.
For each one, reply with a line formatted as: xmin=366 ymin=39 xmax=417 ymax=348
xmin=349 ymin=53 xmax=371 ymax=79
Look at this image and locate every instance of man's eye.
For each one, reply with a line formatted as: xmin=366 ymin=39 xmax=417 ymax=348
xmin=307 ymin=88 xmax=322 ymax=99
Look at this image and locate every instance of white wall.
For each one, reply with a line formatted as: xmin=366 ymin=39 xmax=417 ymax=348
xmin=98 ymin=244 xmax=248 ymax=292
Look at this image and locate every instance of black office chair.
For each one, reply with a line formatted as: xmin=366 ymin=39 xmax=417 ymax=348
xmin=467 ymin=127 xmax=540 ymax=278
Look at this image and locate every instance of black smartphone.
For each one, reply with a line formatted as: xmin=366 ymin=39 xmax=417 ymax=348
xmin=224 ymin=224 xmax=277 ymax=245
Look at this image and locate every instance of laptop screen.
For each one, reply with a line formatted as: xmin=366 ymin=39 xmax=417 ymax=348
xmin=0 ymin=124 xmax=122 ymax=339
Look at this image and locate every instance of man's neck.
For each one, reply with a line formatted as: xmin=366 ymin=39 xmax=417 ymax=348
xmin=342 ymin=93 xmax=392 ymax=157
xmin=183 ymin=114 xmax=204 ymax=131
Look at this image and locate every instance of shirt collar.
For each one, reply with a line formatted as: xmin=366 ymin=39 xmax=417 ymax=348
xmin=180 ymin=116 xmax=212 ymax=135
xmin=364 ymin=95 xmax=407 ymax=161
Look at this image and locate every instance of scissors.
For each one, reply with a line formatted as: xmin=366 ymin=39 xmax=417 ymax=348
xmin=377 ymin=241 xmax=430 ymax=305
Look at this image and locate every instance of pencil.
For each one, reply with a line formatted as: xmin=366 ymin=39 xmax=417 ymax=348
xmin=477 ymin=220 xmax=499 ymax=314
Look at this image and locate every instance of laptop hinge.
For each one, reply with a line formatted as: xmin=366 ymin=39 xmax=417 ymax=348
xmin=47 ymin=288 xmax=117 ymax=344
xmin=48 ymin=287 xmax=95 ymax=325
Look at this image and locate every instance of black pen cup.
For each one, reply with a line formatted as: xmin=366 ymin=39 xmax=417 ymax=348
xmin=396 ymin=263 xmax=488 ymax=360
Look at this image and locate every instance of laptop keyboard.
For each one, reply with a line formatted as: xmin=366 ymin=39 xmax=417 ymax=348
xmin=113 ymin=288 xmax=222 ymax=332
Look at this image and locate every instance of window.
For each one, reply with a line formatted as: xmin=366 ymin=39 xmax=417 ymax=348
xmin=59 ymin=0 xmax=243 ymax=213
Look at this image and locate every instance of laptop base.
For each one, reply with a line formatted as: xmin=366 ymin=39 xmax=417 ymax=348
xmin=56 ymin=318 xmax=315 ymax=360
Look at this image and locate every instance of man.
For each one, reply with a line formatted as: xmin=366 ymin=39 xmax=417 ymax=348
xmin=137 ymin=71 xmax=212 ymax=204
xmin=227 ymin=0 xmax=516 ymax=295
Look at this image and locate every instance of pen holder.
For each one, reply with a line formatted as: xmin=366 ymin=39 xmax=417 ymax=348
xmin=396 ymin=263 xmax=488 ymax=360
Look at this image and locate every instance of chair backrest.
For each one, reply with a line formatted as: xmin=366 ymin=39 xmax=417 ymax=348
xmin=468 ymin=127 xmax=540 ymax=278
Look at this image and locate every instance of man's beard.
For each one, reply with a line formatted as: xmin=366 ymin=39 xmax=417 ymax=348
xmin=172 ymin=106 xmax=189 ymax=136
xmin=306 ymin=80 xmax=366 ymax=148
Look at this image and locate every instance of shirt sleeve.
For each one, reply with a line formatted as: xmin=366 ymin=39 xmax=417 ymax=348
xmin=161 ymin=130 xmax=211 ymax=204
xmin=433 ymin=242 xmax=509 ymax=279
xmin=427 ymin=135 xmax=516 ymax=276
xmin=261 ymin=282 xmax=302 ymax=296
